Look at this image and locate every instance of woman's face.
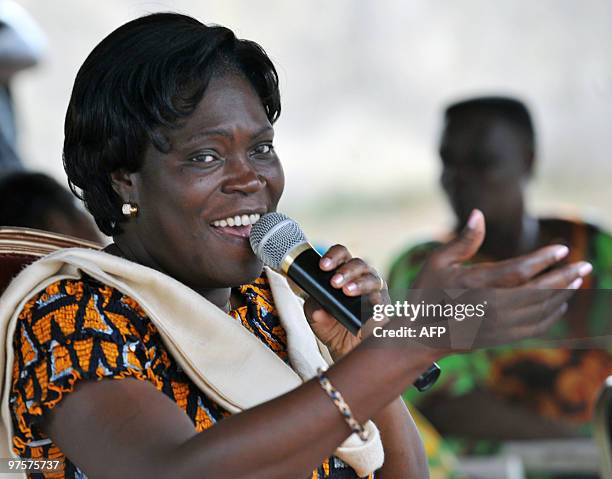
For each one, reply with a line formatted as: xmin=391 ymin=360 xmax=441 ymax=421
xmin=118 ymin=72 xmax=284 ymax=289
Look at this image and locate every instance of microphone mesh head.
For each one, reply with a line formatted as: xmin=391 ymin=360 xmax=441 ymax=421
xmin=249 ymin=212 xmax=308 ymax=270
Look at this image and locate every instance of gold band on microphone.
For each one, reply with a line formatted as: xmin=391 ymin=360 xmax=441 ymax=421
xmin=280 ymin=242 xmax=312 ymax=274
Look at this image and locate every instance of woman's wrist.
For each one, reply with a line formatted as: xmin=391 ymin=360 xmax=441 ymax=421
xmin=359 ymin=330 xmax=445 ymax=370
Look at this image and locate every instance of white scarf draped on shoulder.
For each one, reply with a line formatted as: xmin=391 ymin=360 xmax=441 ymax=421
xmin=0 ymin=248 xmax=383 ymax=478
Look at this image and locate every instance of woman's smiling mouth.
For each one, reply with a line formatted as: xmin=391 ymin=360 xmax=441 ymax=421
xmin=210 ymin=213 xmax=262 ymax=239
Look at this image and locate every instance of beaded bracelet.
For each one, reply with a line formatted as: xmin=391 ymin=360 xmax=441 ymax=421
xmin=316 ymin=368 xmax=368 ymax=441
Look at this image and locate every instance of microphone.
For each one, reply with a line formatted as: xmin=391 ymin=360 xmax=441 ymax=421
xmin=250 ymin=212 xmax=440 ymax=392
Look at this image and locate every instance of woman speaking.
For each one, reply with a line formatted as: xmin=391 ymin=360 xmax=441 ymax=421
xmin=0 ymin=13 xmax=590 ymax=479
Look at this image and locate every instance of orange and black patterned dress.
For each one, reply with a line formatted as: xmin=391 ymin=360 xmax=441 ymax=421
xmin=10 ymin=274 xmax=370 ymax=479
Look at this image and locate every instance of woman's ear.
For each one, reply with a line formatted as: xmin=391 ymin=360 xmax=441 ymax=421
xmin=110 ymin=169 xmax=136 ymax=202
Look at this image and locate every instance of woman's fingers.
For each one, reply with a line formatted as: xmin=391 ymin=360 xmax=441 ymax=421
xmin=493 ymin=260 xmax=591 ymax=310
xmin=340 ymin=271 xmax=384 ymax=296
xmin=463 ymin=244 xmax=570 ymax=288
xmin=319 ymin=244 xmax=352 ymax=271
xmin=329 ymin=257 xmax=369 ymax=288
xmin=527 ymin=261 xmax=592 ymax=289
xmin=495 ymin=286 xmax=565 ymax=313
xmin=498 ymin=302 xmax=569 ymax=345
xmin=319 ymin=246 xmax=386 ymax=297
xmin=303 ymin=296 xmax=330 ymax=323
xmin=495 ymin=287 xmax=573 ymax=329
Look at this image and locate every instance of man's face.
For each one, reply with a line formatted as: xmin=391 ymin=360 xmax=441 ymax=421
xmin=439 ymin=112 xmax=532 ymax=227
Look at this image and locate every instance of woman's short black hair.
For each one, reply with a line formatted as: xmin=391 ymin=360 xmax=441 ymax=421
xmin=63 ymin=12 xmax=281 ymax=236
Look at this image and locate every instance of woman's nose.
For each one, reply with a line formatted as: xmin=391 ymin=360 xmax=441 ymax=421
xmin=221 ymin=157 xmax=266 ymax=195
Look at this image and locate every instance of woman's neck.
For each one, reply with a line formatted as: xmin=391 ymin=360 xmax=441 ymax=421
xmin=103 ymin=241 xmax=232 ymax=312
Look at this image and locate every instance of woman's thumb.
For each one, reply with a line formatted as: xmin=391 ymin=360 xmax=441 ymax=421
xmin=435 ymin=209 xmax=486 ymax=267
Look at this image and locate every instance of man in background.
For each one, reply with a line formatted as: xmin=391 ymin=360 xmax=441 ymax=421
xmin=388 ymin=96 xmax=612 ymax=451
xmin=0 ymin=171 xmax=101 ymax=242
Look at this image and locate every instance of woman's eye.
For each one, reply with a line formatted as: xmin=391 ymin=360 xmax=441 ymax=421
xmin=190 ymin=152 xmax=219 ymax=164
xmin=252 ymin=144 xmax=274 ymax=156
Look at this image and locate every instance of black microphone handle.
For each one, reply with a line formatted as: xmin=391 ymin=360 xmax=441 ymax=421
xmin=287 ymin=248 xmax=364 ymax=334
xmin=285 ymin=246 xmax=440 ymax=392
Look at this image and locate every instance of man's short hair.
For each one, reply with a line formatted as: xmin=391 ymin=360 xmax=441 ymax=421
xmin=444 ymin=96 xmax=535 ymax=151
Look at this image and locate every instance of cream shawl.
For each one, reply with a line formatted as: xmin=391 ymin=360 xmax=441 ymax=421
xmin=0 ymin=248 xmax=383 ymax=477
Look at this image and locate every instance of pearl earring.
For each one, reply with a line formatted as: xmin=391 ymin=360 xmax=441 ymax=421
xmin=121 ymin=202 xmax=139 ymax=217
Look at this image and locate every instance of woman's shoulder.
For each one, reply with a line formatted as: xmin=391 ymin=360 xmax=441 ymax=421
xmin=10 ymin=276 xmax=157 ymax=458
xmin=16 ymin=275 xmax=151 ymax=347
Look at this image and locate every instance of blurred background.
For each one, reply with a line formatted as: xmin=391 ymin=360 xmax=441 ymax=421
xmin=10 ymin=0 xmax=612 ymax=272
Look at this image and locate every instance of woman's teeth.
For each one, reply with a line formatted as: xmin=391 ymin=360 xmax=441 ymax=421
xmin=212 ymin=213 xmax=261 ymax=228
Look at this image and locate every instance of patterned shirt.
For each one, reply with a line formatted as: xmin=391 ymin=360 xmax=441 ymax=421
xmin=10 ymin=273 xmax=370 ymax=479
